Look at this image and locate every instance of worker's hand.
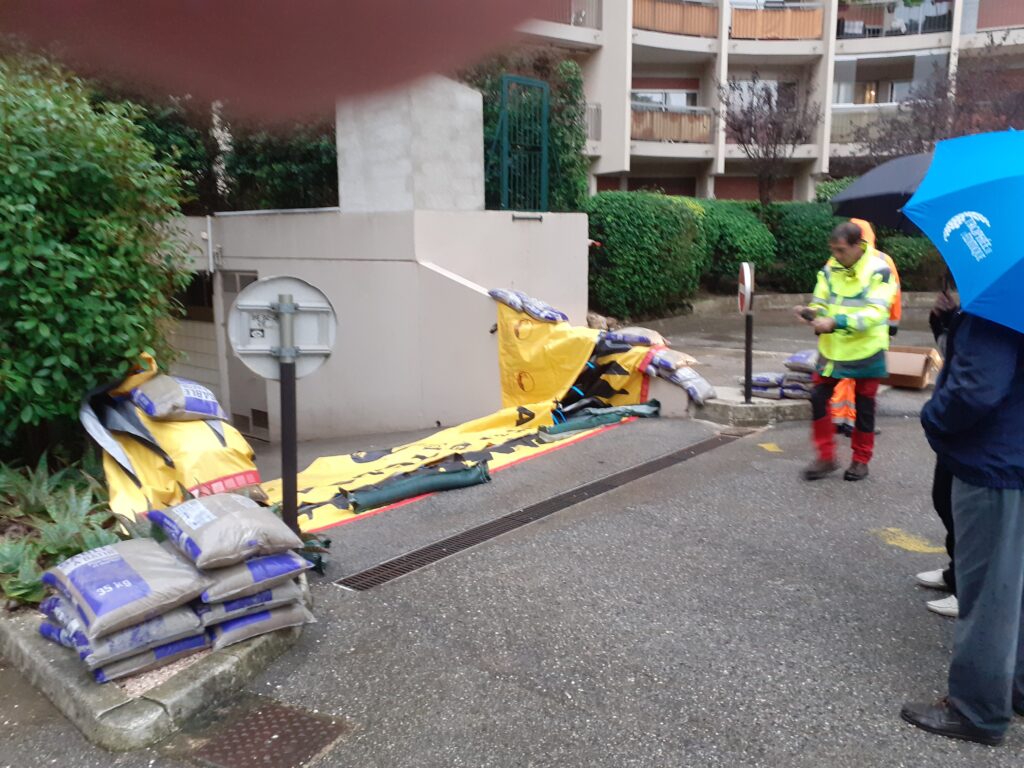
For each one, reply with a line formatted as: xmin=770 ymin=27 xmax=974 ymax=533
xmin=811 ymin=317 xmax=837 ymax=335
xmin=933 ymin=291 xmax=957 ymax=314
xmin=793 ymin=306 xmax=816 ymax=323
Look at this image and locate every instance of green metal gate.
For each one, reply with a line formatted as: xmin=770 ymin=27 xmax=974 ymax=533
xmin=497 ymin=75 xmax=550 ymax=212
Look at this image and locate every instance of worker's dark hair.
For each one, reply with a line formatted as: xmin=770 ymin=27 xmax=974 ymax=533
xmin=830 ymin=222 xmax=863 ymax=245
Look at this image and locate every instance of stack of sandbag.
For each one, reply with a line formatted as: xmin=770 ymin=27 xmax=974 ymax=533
xmin=644 ymin=348 xmax=716 ymax=407
xmin=40 ymin=538 xmax=212 ymax=683
xmin=783 ymin=350 xmax=820 ymax=400
xmin=735 ymin=372 xmax=785 ymax=400
xmin=148 ymin=494 xmax=314 ymax=652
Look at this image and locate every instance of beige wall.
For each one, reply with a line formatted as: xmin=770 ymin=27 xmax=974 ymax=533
xmin=166 ymin=320 xmax=222 ymax=402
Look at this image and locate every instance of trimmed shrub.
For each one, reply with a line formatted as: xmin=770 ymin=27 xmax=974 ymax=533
xmin=881 ymin=234 xmax=944 ymax=292
xmin=0 ymin=57 xmax=191 ymax=460
xmin=815 ymin=176 xmax=856 ymax=203
xmin=696 ymin=200 xmax=776 ymax=290
xmin=768 ymin=202 xmax=845 ymax=292
xmin=584 ymin=192 xmax=704 ymax=318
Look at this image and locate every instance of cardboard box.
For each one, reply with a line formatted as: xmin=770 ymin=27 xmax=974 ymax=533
xmin=884 ymin=345 xmax=944 ymax=390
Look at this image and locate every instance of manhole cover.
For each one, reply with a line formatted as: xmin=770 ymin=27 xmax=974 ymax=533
xmin=192 ymin=700 xmax=346 ymax=768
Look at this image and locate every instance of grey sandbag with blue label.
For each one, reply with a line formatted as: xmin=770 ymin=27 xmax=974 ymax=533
xmin=39 ymin=594 xmax=202 ymax=669
xmin=42 ymin=539 xmax=210 ymax=640
xmin=131 ymin=374 xmax=227 ymax=421
xmin=92 ymin=633 xmax=212 ymax=683
xmin=200 ymin=551 xmax=310 ymax=603
xmin=209 ymin=602 xmax=314 ymax=650
xmin=194 ymin=580 xmax=303 ymax=627
xmin=149 ymin=494 xmax=303 ymax=569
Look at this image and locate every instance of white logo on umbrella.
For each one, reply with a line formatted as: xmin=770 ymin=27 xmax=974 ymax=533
xmin=943 ymin=211 xmax=993 ymax=262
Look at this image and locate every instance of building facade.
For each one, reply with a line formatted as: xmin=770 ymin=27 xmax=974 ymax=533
xmin=520 ymin=0 xmax=1024 ymax=200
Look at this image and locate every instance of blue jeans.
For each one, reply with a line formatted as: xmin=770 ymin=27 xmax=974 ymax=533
xmin=948 ymin=478 xmax=1024 ymax=737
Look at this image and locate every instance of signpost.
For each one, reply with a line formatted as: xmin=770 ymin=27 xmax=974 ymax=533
xmin=228 ymin=276 xmax=336 ymax=535
xmin=738 ymin=262 xmax=755 ymax=405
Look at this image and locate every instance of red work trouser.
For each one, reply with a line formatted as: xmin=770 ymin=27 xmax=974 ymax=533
xmin=810 ymin=375 xmax=880 ymax=464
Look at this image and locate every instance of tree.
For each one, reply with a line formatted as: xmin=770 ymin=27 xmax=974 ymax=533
xmin=0 ymin=56 xmax=191 ymax=461
xmin=851 ymin=33 xmax=1024 ymax=165
xmin=718 ymin=72 xmax=822 ymax=207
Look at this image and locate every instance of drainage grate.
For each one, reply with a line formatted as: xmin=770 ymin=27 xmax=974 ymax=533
xmin=337 ymin=433 xmax=741 ymax=591
xmin=191 ymin=700 xmax=346 ymax=768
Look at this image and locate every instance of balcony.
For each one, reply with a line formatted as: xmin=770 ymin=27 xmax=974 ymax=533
xmin=632 ymin=104 xmax=714 ymax=143
xmin=730 ymin=1 xmax=825 ymax=41
xmin=586 ymin=103 xmax=602 ymax=141
xmin=978 ymin=0 xmax=1024 ymax=31
xmin=534 ymin=0 xmax=602 ymax=29
xmin=830 ymin=103 xmax=900 ymax=144
xmin=633 ymin=0 xmax=720 ymax=38
xmin=837 ymin=1 xmax=954 ymax=39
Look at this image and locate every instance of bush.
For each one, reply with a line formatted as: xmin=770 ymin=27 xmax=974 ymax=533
xmin=768 ymin=202 xmax=845 ymax=292
xmin=695 ymin=200 xmax=776 ymax=290
xmin=0 ymin=56 xmax=191 ymax=460
xmin=815 ymin=176 xmax=857 ymax=203
xmin=881 ymin=234 xmax=944 ymax=292
xmin=584 ymin=192 xmax=704 ymax=318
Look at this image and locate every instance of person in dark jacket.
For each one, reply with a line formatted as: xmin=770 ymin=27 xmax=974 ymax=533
xmin=901 ymin=312 xmax=1024 ymax=746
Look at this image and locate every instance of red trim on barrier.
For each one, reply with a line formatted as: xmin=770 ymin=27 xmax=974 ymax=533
xmin=190 ymin=470 xmax=261 ymax=497
xmin=305 ymin=418 xmax=636 ymax=534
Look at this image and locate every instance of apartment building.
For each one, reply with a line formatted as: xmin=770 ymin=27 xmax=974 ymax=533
xmin=520 ymin=0 xmax=1024 ymax=200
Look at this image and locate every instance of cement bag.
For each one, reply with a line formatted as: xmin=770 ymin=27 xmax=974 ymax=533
xmin=39 ymin=595 xmax=202 ymax=669
xmin=783 ymin=371 xmax=814 ymax=386
xmin=514 ymin=291 xmax=569 ymax=324
xmin=93 ymin=633 xmax=211 ymax=683
xmin=194 ymin=580 xmax=303 ymax=628
xmin=753 ymin=387 xmax=783 ymax=400
xmin=736 ymin=373 xmax=784 ymax=387
xmin=199 ymin=551 xmax=311 ymax=603
xmin=667 ymin=367 xmax=717 ymax=407
xmin=39 ymin=620 xmax=77 ymax=649
xmin=42 ymin=539 xmax=210 ymax=640
xmin=149 ymin=494 xmax=302 ymax=569
xmin=782 ymin=386 xmax=812 ymax=400
xmin=785 ymin=350 xmax=819 ymax=374
xmin=605 ymin=328 xmax=666 ymax=347
xmin=487 ymin=289 xmax=523 ymax=313
xmin=209 ymin=603 xmax=314 ymax=651
xmin=649 ymin=348 xmax=699 ymax=372
xmin=131 ymin=374 xmax=227 ymax=421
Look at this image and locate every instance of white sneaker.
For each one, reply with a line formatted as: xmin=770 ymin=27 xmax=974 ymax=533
xmin=915 ymin=569 xmax=950 ymax=591
xmin=927 ymin=595 xmax=959 ymax=618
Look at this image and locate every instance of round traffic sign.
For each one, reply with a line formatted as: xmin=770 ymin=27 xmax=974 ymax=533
xmin=738 ymin=262 xmax=755 ymax=315
xmin=227 ymin=276 xmax=336 ymax=380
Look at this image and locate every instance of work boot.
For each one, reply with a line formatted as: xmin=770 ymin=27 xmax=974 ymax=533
xmin=844 ymin=462 xmax=869 ymax=481
xmin=900 ymin=698 xmax=1003 ymax=746
xmin=803 ymin=459 xmax=839 ymax=481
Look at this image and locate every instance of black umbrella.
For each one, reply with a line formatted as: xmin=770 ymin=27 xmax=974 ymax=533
xmin=830 ymin=152 xmax=933 ymax=234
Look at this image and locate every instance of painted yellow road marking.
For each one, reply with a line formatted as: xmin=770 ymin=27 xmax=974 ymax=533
xmin=758 ymin=443 xmax=783 ymax=453
xmin=872 ymin=527 xmax=945 ymax=554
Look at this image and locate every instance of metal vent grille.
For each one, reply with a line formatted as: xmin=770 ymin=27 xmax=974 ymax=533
xmin=337 ymin=433 xmax=740 ymax=591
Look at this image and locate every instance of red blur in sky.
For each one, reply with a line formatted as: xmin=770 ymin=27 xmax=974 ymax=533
xmin=0 ymin=0 xmax=547 ymax=118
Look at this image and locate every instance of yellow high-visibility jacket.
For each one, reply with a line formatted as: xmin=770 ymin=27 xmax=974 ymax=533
xmin=809 ymin=247 xmax=896 ymax=379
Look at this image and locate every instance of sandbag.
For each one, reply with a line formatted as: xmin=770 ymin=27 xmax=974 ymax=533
xmin=782 ymin=371 xmax=814 ymax=386
xmin=752 ymin=387 xmax=784 ymax=400
xmin=782 ymin=386 xmax=812 ymax=400
xmin=649 ymin=348 xmax=699 ymax=372
xmin=785 ymin=350 xmax=820 ymax=374
xmin=131 ymin=374 xmax=226 ymax=421
xmin=514 ymin=291 xmax=569 ymax=324
xmin=209 ymin=603 xmax=314 ymax=650
xmin=93 ymin=633 xmax=211 ymax=683
xmin=194 ymin=580 xmax=304 ymax=627
xmin=39 ymin=595 xmax=201 ymax=669
xmin=487 ymin=289 xmax=523 ymax=313
xmin=200 ymin=551 xmax=311 ymax=603
xmin=736 ymin=373 xmax=785 ymax=387
xmin=42 ymin=539 xmax=210 ymax=640
xmin=667 ymin=367 xmax=717 ymax=407
xmin=150 ymin=494 xmax=302 ymax=569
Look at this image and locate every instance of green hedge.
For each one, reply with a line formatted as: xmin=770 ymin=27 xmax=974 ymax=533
xmin=815 ymin=177 xmax=856 ymax=203
xmin=695 ymin=200 xmax=776 ymax=290
xmin=880 ymin=234 xmax=944 ymax=292
xmin=767 ymin=202 xmax=846 ymax=293
xmin=584 ymin=192 xmax=704 ymax=318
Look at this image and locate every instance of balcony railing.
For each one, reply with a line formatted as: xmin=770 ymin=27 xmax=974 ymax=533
xmin=730 ymin=1 xmax=825 ymax=40
xmin=978 ymin=0 xmax=1024 ymax=31
xmin=586 ymin=103 xmax=602 ymax=141
xmin=631 ymin=104 xmax=714 ymax=143
xmin=633 ymin=0 xmax=720 ymax=38
xmin=534 ymin=0 xmax=603 ymax=29
xmin=837 ymin=1 xmax=954 ymax=39
xmin=830 ymin=103 xmax=901 ymax=144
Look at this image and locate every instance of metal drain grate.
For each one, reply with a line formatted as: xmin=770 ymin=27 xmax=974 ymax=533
xmin=191 ymin=700 xmax=346 ymax=768
xmin=337 ymin=433 xmax=740 ymax=591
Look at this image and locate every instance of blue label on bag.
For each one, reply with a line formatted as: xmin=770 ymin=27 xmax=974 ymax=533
xmin=217 ymin=610 xmax=271 ymax=635
xmin=222 ymin=589 xmax=274 ymax=613
xmin=149 ymin=511 xmax=202 ymax=561
xmin=59 ymin=547 xmax=150 ymax=619
xmin=152 ymin=633 xmax=208 ymax=660
xmin=245 ymin=553 xmax=304 ymax=585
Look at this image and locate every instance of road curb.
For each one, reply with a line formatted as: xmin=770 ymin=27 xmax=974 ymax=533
xmin=685 ymin=292 xmax=940 ymax=317
xmin=0 ymin=575 xmax=312 ymax=752
xmin=699 ymin=386 xmax=812 ymax=427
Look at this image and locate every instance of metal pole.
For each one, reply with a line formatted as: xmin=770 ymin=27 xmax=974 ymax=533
xmin=277 ymin=293 xmax=299 ymax=536
xmin=744 ymin=312 xmax=753 ymax=405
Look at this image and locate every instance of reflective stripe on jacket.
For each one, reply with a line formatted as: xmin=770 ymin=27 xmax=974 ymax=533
xmin=808 ymin=247 xmax=896 ymax=379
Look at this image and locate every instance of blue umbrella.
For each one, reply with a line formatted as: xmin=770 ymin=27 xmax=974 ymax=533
xmin=903 ymin=130 xmax=1024 ymax=334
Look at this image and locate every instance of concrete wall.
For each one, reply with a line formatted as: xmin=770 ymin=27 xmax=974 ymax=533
xmin=335 ymin=76 xmax=485 ymax=213
xmin=167 ymin=320 xmax=223 ymax=403
xmin=585 ymin=0 xmax=633 ymax=174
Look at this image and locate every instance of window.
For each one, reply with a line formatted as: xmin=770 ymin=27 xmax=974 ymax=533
xmin=854 ymin=81 xmax=880 ymax=105
xmin=632 ymin=90 xmax=699 ymax=111
xmin=890 ymin=81 xmax=913 ymax=102
xmin=731 ymin=80 xmax=799 ymax=110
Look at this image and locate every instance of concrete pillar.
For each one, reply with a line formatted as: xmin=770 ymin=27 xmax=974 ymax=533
xmin=814 ymin=0 xmax=839 ymax=176
xmin=586 ymin=0 xmax=633 ymax=175
xmin=335 ymin=76 xmax=485 ymax=213
xmin=950 ymin=0 xmax=967 ymax=82
xmin=795 ymin=162 xmax=816 ymax=202
xmin=713 ymin=0 xmax=730 ymax=176
xmin=697 ymin=166 xmax=715 ymax=199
